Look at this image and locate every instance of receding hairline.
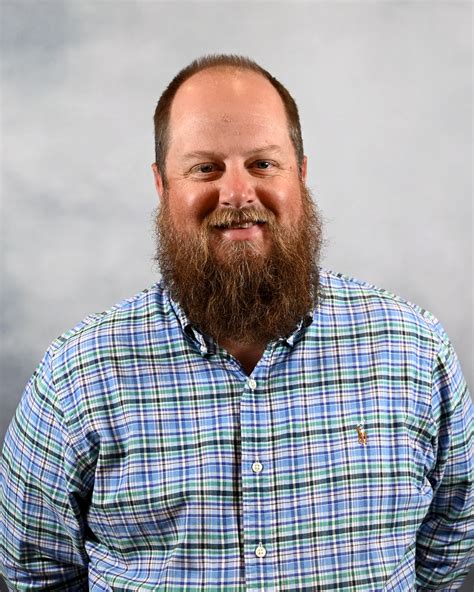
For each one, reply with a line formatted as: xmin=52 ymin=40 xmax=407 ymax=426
xmin=171 ymin=64 xmax=286 ymax=102
xmin=165 ymin=66 xmax=293 ymax=161
xmin=177 ymin=63 xmax=268 ymax=79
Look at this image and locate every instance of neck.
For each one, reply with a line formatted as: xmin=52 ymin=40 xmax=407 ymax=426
xmin=219 ymin=339 xmax=266 ymax=375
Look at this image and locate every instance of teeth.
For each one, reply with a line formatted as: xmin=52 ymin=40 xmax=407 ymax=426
xmin=215 ymin=220 xmax=265 ymax=229
xmin=216 ymin=222 xmax=255 ymax=229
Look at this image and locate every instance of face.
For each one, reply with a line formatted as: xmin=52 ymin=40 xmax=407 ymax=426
xmin=152 ymin=67 xmax=307 ymax=258
xmin=153 ymin=66 xmax=322 ymax=345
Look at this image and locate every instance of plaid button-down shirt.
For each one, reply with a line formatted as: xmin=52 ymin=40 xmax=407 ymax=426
xmin=1 ymin=269 xmax=473 ymax=591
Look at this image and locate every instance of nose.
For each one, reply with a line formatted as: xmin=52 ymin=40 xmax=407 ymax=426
xmin=218 ymin=165 xmax=256 ymax=209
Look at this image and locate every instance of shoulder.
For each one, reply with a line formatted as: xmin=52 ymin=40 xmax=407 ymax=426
xmin=317 ymin=268 xmax=450 ymax=351
xmin=45 ymin=282 xmax=173 ymax=369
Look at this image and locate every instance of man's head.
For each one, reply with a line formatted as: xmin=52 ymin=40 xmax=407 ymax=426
xmin=153 ymin=55 xmax=323 ymax=346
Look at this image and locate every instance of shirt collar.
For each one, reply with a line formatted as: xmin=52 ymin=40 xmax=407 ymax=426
xmin=164 ymin=288 xmax=216 ymax=356
xmin=283 ymin=313 xmax=314 ymax=347
xmin=163 ymin=284 xmax=314 ymax=356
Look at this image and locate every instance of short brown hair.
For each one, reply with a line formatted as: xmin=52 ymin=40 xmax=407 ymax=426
xmin=153 ymin=54 xmax=304 ymax=184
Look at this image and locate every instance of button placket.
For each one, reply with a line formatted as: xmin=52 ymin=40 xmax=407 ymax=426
xmin=240 ymin=362 xmax=276 ymax=584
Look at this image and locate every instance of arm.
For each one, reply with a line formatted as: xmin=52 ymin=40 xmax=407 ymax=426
xmin=415 ymin=335 xmax=474 ymax=590
xmin=0 ymin=350 xmax=90 ymax=590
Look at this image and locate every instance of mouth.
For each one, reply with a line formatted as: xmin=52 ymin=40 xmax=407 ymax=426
xmin=212 ymin=220 xmax=266 ymax=242
xmin=214 ymin=221 xmax=266 ymax=230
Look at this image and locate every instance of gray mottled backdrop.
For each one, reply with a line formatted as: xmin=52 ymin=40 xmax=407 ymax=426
xmin=1 ymin=1 xmax=472 ymax=589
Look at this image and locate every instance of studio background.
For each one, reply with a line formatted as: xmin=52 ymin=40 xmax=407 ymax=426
xmin=1 ymin=1 xmax=472 ymax=590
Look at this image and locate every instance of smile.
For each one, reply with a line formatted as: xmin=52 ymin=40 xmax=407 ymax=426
xmin=214 ymin=222 xmax=266 ymax=241
xmin=214 ymin=221 xmax=266 ymax=230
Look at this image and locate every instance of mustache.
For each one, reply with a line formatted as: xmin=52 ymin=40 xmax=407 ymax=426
xmin=204 ymin=206 xmax=275 ymax=230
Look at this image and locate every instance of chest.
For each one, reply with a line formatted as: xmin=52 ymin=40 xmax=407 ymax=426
xmin=86 ymin=346 xmax=435 ymax=514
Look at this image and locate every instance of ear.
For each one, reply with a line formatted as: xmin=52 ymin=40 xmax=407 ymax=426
xmin=300 ymin=155 xmax=308 ymax=182
xmin=151 ymin=163 xmax=165 ymax=200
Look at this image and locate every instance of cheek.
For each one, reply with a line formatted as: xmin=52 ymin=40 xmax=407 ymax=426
xmin=259 ymin=182 xmax=303 ymax=225
xmin=167 ymin=185 xmax=219 ymax=230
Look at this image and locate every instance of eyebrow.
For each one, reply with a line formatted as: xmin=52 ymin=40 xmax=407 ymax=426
xmin=182 ymin=145 xmax=283 ymax=162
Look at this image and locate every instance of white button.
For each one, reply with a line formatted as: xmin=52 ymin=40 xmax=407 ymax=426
xmin=255 ymin=543 xmax=267 ymax=558
xmin=200 ymin=345 xmax=207 ymax=354
xmin=248 ymin=378 xmax=257 ymax=390
xmin=252 ymin=461 xmax=263 ymax=474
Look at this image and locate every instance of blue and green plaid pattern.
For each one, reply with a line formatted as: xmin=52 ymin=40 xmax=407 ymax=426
xmin=1 ymin=269 xmax=473 ymax=591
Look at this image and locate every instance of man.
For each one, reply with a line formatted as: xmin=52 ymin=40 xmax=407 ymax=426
xmin=1 ymin=55 xmax=472 ymax=591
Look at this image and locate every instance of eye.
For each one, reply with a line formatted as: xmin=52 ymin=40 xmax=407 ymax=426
xmin=192 ymin=163 xmax=218 ymax=174
xmin=253 ymin=160 xmax=274 ymax=170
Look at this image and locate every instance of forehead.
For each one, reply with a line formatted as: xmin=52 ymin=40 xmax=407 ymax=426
xmin=167 ymin=68 xmax=291 ymax=154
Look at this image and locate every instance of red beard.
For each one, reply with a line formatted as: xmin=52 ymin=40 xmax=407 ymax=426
xmin=155 ymin=182 xmax=323 ymax=345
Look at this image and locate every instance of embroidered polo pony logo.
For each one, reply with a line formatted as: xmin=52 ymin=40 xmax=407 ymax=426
xmin=356 ymin=423 xmax=368 ymax=446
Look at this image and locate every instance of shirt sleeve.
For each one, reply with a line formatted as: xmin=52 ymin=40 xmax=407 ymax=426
xmin=0 ymin=349 xmax=90 ymax=590
xmin=415 ymin=333 xmax=474 ymax=591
